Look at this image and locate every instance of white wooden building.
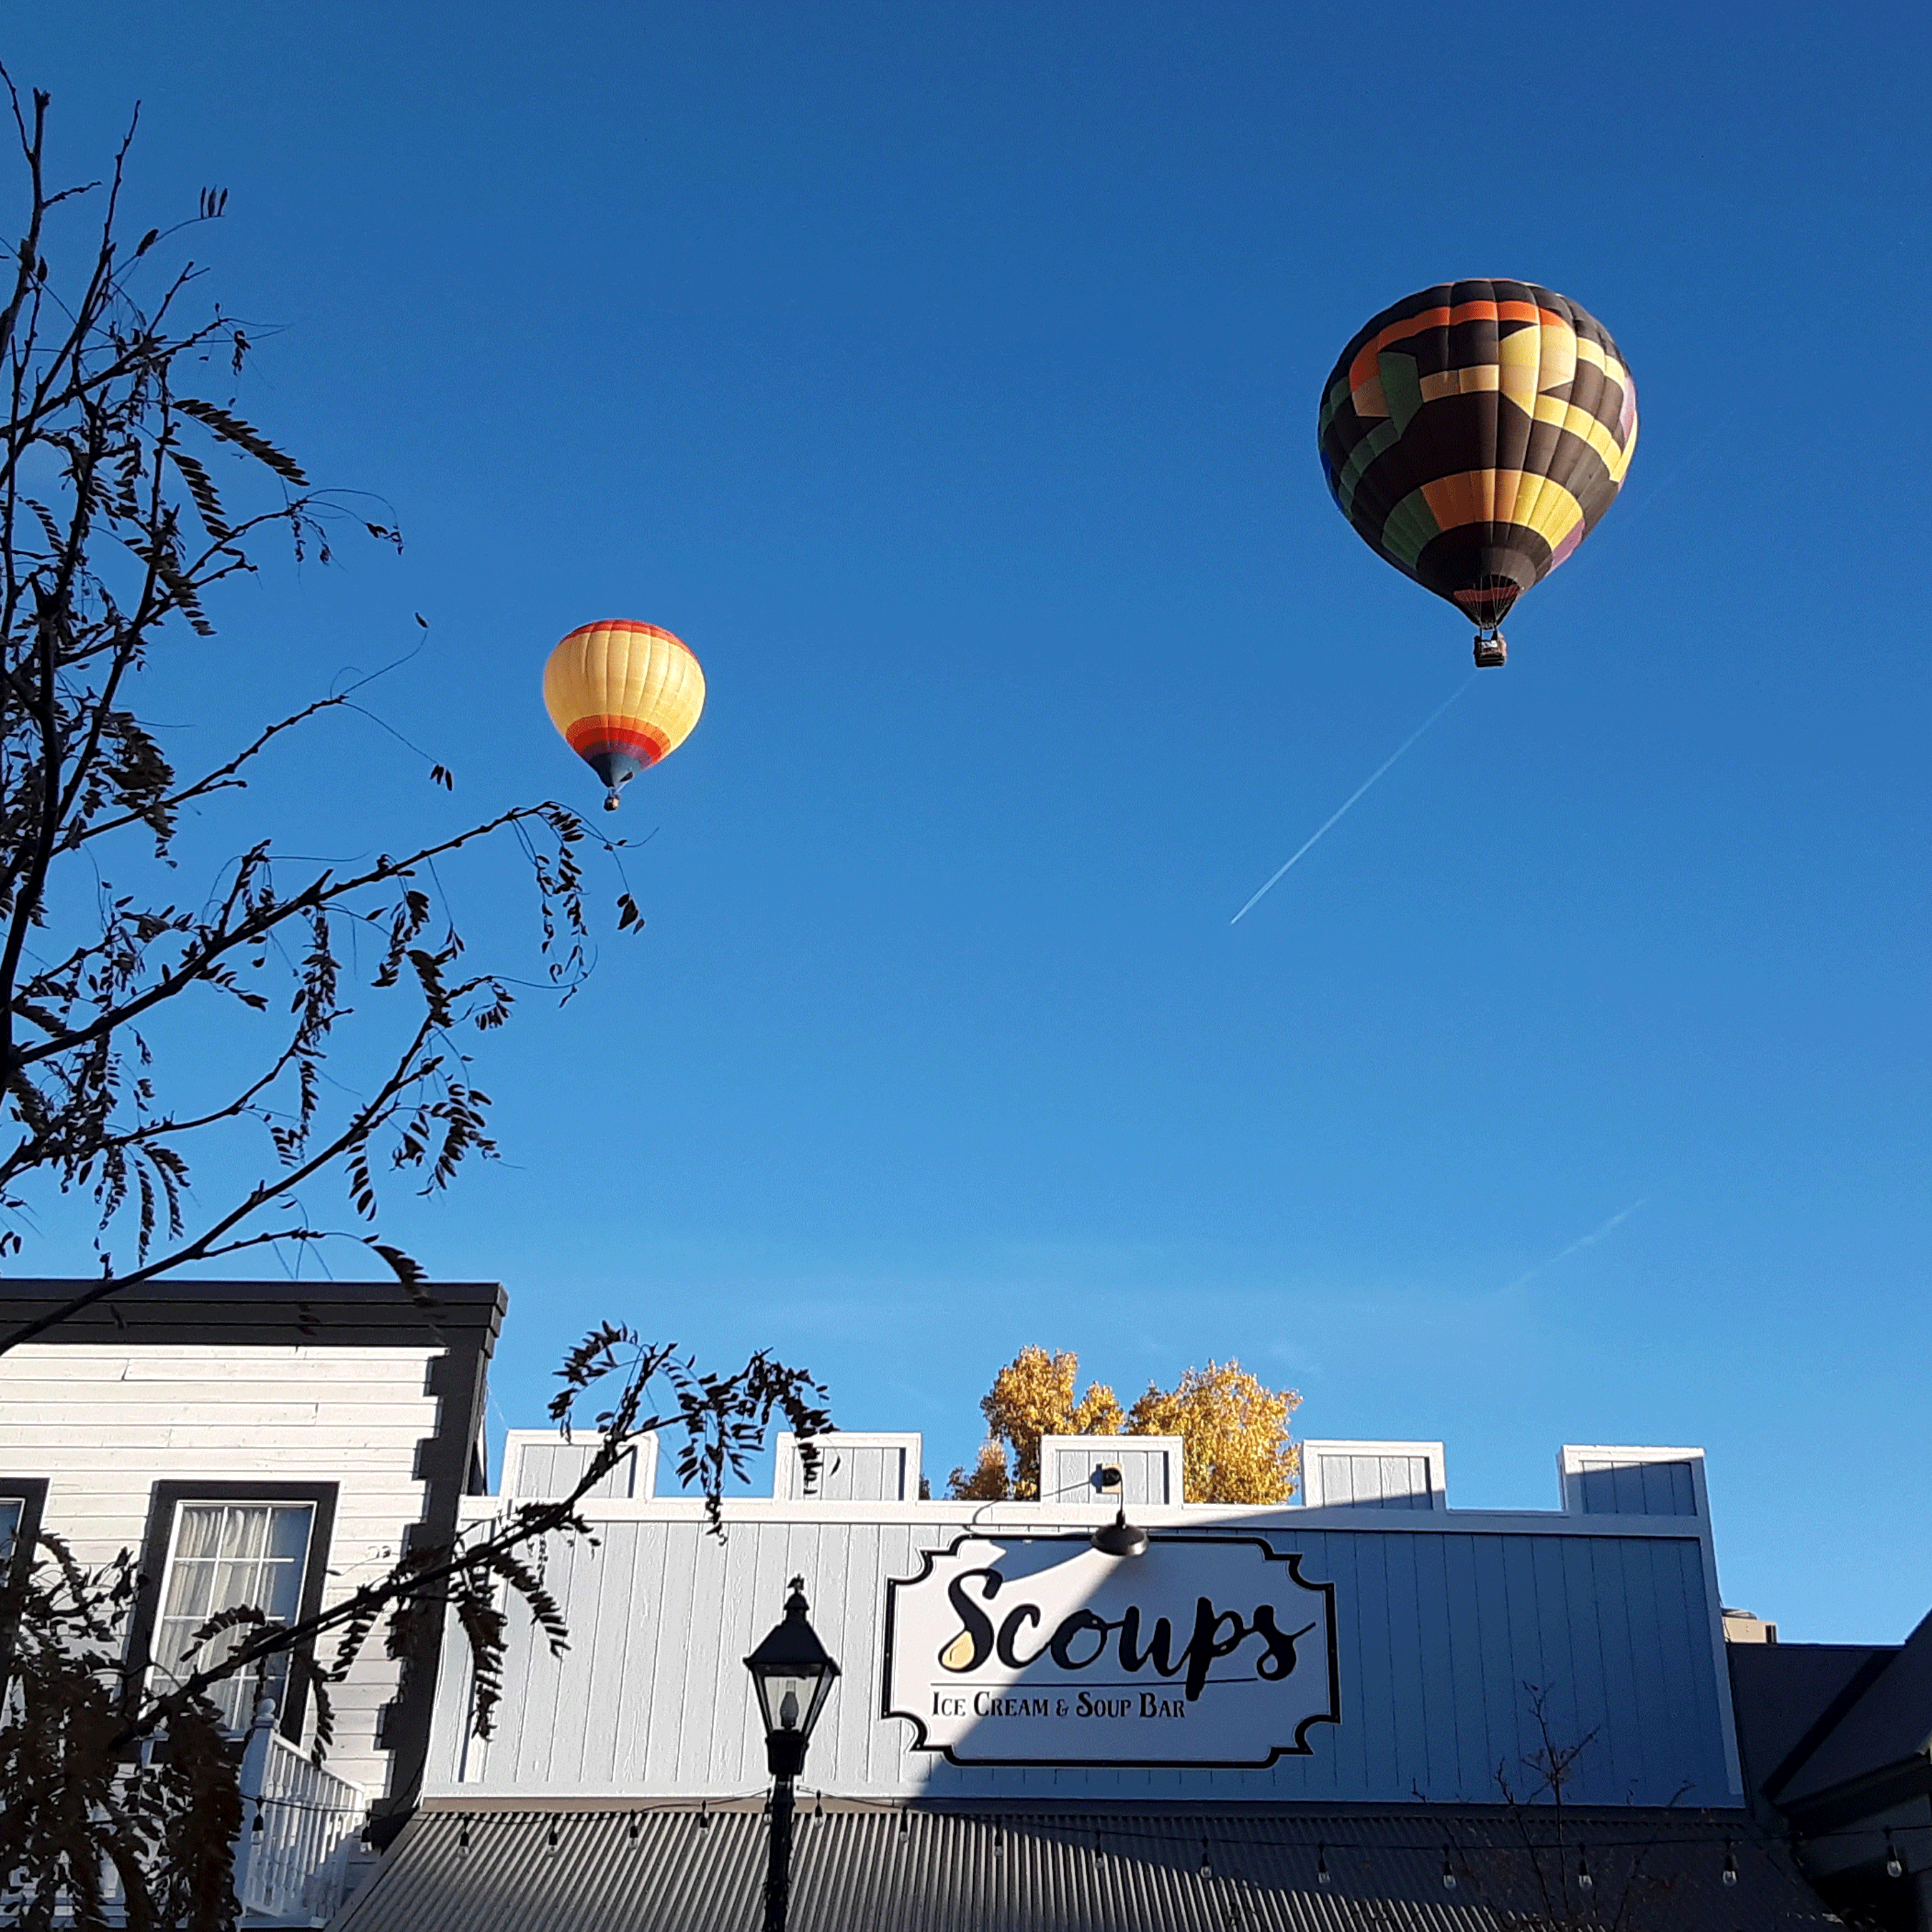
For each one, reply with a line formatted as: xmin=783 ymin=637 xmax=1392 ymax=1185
xmin=0 ymin=1276 xmax=502 ymax=1923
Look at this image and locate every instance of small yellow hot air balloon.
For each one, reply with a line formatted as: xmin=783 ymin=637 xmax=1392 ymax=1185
xmin=542 ymin=620 xmax=706 ymax=811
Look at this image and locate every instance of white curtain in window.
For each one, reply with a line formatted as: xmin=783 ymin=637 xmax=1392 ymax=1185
xmin=154 ymin=1502 xmax=313 ymax=1732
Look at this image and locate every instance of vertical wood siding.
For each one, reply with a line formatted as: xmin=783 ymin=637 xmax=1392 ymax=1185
xmin=507 ymin=1438 xmax=650 ymax=1501
xmin=800 ymin=1445 xmax=907 ymax=1503
xmin=439 ymin=1516 xmax=1735 ymax=1808
xmin=1574 ymin=1458 xmax=1697 ymax=1515
xmin=1311 ymin=1454 xmax=1435 ymax=1510
xmin=1042 ymin=1445 xmax=1175 ymax=1506
xmin=774 ymin=1435 xmax=923 ymax=1503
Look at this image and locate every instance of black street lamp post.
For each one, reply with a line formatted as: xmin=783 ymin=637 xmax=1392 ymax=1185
xmin=743 ymin=1576 xmax=841 ymax=1932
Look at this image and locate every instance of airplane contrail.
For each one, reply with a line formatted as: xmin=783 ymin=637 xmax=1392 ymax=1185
xmin=1229 ymin=673 xmax=1479 ymax=925
xmin=1506 ymin=1200 xmax=1646 ymax=1293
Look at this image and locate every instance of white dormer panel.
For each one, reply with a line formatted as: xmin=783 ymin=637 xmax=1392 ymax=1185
xmin=773 ymin=1431 xmax=921 ymax=1502
xmin=1559 ymin=1444 xmax=1704 ymax=1517
xmin=1038 ymin=1435 xmax=1184 ymax=1506
xmin=1299 ymin=1440 xmax=1446 ymax=1511
xmin=499 ymin=1428 xmax=656 ymax=1502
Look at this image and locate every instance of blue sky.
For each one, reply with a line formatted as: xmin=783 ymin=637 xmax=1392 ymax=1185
xmin=16 ymin=2 xmax=1930 ymax=1641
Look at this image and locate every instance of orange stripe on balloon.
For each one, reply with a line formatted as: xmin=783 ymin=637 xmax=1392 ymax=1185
xmin=1348 ymin=300 xmax=1567 ymax=394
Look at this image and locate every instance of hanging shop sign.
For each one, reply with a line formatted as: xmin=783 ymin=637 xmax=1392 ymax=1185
xmin=882 ymin=1533 xmax=1340 ymax=1767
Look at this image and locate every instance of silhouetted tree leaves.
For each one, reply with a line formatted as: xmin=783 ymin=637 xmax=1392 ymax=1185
xmin=0 ymin=71 xmax=828 ymax=1931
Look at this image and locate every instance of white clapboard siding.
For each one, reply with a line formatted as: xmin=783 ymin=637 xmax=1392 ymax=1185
xmin=0 ymin=1342 xmax=441 ymax=1796
xmin=11 ymin=1350 xmax=436 ymax=1381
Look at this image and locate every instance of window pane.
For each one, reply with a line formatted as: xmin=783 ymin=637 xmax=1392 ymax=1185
xmin=260 ymin=1556 xmax=306 ymax=1621
xmin=210 ymin=1673 xmax=249 ymax=1732
xmin=0 ymin=1499 xmax=22 ymax=1564
xmin=220 ymin=1506 xmax=270 ymax=1561
xmin=155 ymin=1615 xmax=202 ymax=1669
xmin=164 ymin=1560 xmax=218 ymax=1625
xmin=174 ymin=1505 xmax=226 ymax=1561
xmin=265 ymin=1507 xmax=312 ymax=1563
xmin=209 ymin=1556 xmax=261 ymax=1616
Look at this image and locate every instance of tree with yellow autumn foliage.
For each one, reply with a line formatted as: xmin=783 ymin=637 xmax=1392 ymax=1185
xmin=947 ymin=1346 xmax=1123 ymax=1500
xmin=947 ymin=1347 xmax=1299 ymax=1504
xmin=1127 ymin=1362 xmax=1301 ymax=1503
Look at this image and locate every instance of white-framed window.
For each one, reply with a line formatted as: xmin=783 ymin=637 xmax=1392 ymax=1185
xmin=152 ymin=1501 xmax=315 ymax=1732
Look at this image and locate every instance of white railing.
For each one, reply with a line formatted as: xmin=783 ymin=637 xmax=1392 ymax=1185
xmin=233 ymin=1698 xmax=371 ymax=1925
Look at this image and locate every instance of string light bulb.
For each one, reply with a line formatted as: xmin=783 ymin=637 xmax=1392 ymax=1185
xmin=1199 ymin=1837 xmax=1214 ymax=1880
xmin=1722 ymin=1845 xmax=1738 ymax=1888
xmin=1577 ymin=1850 xmax=1594 ymax=1893
xmin=1442 ymin=1847 xmax=1458 ymax=1890
xmin=457 ymin=1823 xmax=471 ymax=1856
xmin=1316 ymin=1843 xmax=1331 ymax=1886
xmin=1886 ymin=1831 xmax=1904 ymax=1880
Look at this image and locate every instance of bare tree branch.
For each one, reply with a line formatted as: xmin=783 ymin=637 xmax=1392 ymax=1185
xmin=0 ymin=71 xmax=829 ymax=1932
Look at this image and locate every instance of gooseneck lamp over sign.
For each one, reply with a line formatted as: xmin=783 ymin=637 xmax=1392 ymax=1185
xmin=743 ymin=1577 xmax=839 ymax=1932
xmin=1088 ymin=1463 xmax=1150 ymax=1559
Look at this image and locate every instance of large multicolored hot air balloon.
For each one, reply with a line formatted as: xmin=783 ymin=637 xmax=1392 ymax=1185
xmin=543 ymin=619 xmax=706 ymax=810
xmin=1317 ymin=280 xmax=1636 ymax=666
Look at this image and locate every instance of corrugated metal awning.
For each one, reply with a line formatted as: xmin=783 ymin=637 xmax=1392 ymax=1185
xmin=331 ymin=1803 xmax=1830 ymax=1931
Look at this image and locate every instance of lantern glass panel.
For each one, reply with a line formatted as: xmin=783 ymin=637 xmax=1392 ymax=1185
xmin=751 ymin=1662 xmax=834 ymax=1741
